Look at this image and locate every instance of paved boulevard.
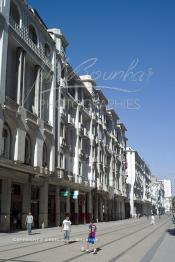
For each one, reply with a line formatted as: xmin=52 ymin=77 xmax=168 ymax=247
xmin=0 ymin=216 xmax=174 ymax=262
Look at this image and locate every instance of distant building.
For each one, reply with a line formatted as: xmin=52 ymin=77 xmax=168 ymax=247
xmin=150 ymin=176 xmax=165 ymax=215
xmin=160 ymin=180 xmax=172 ymax=213
xmin=126 ymin=147 xmax=152 ymax=218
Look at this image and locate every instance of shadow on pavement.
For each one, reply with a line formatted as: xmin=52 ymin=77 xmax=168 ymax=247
xmin=167 ymin=228 xmax=175 ymax=236
xmin=69 ymin=241 xmax=78 ymax=244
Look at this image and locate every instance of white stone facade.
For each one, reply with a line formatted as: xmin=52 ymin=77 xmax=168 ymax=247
xmin=126 ymin=147 xmax=152 ymax=217
xmin=0 ymin=0 xmax=128 ymax=232
xmin=160 ymin=179 xmax=172 ymax=213
xmin=150 ymin=177 xmax=165 ymax=215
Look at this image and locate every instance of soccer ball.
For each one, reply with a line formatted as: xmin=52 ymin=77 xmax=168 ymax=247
xmin=81 ymin=246 xmax=85 ymax=252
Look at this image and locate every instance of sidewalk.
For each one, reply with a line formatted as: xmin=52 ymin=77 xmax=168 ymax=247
xmin=0 ymin=217 xmax=142 ymax=246
xmin=141 ymin=223 xmax=175 ymax=262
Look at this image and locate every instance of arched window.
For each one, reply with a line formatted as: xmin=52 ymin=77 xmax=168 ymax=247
xmin=10 ymin=1 xmax=20 ymax=25
xmin=44 ymin=44 xmax=50 ymax=58
xmin=29 ymin=25 xmax=38 ymax=45
xmin=24 ymin=135 xmax=31 ymax=165
xmin=42 ymin=142 xmax=47 ymax=168
xmin=2 ymin=124 xmax=11 ymax=159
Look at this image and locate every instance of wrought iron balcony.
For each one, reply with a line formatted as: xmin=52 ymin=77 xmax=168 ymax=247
xmin=9 ymin=17 xmax=52 ymax=70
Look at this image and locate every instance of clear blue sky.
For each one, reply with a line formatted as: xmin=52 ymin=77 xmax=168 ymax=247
xmin=29 ymin=0 xmax=175 ymax=194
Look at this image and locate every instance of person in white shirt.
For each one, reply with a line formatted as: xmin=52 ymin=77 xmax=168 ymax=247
xmin=25 ymin=212 xmax=33 ymax=235
xmin=150 ymin=214 xmax=155 ymax=225
xmin=62 ymin=216 xmax=71 ymax=244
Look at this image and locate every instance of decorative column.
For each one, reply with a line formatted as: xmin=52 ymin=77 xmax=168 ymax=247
xmin=73 ymin=105 xmax=80 ymax=183
xmin=34 ymin=138 xmax=43 ymax=168
xmin=0 ymin=0 xmax=10 ymax=104
xmin=74 ymin=197 xmax=79 ymax=225
xmin=119 ymin=201 xmax=122 ymax=220
xmin=87 ymin=191 xmax=92 ymax=223
xmin=34 ymin=66 xmax=41 ymax=116
xmin=82 ymin=196 xmax=86 ymax=224
xmin=104 ymin=198 xmax=108 ymax=221
xmin=122 ymin=200 xmax=126 ymax=219
xmin=117 ymin=199 xmax=120 ymax=220
xmin=114 ymin=198 xmax=117 ymax=220
xmin=39 ymin=70 xmax=43 ymax=119
xmin=94 ymin=193 xmax=99 ymax=222
xmin=14 ymin=129 xmax=26 ymax=162
xmin=39 ymin=182 xmax=48 ymax=228
xmin=66 ymin=188 xmax=70 ymax=215
xmin=99 ymin=197 xmax=103 ymax=222
xmin=55 ymin=187 xmax=60 ymax=226
xmin=112 ymin=198 xmax=115 ymax=220
xmin=108 ymin=199 xmax=112 ymax=221
xmin=17 ymin=48 xmax=23 ymax=105
xmin=21 ymin=51 xmax=26 ymax=107
xmin=22 ymin=178 xmax=31 ymax=229
xmin=0 ymin=178 xmax=11 ymax=232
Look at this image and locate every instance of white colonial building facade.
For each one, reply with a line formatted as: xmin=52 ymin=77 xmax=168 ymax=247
xmin=0 ymin=0 xmax=128 ymax=232
xmin=150 ymin=176 xmax=165 ymax=215
xmin=0 ymin=0 xmax=171 ymax=232
xmin=126 ymin=147 xmax=152 ymax=217
xmin=160 ymin=179 xmax=172 ymax=213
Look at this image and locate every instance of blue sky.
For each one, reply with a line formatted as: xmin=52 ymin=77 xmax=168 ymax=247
xmin=29 ymin=0 xmax=175 ymax=194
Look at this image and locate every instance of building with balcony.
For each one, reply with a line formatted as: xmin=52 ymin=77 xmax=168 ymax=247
xmin=0 ymin=0 xmax=128 ymax=232
xmin=150 ymin=176 xmax=165 ymax=215
xmin=126 ymin=147 xmax=152 ymax=217
xmin=159 ymin=179 xmax=172 ymax=213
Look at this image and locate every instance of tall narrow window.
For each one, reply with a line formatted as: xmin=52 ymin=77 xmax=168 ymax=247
xmin=78 ymin=89 xmax=82 ymax=102
xmin=44 ymin=44 xmax=50 ymax=58
xmin=60 ymin=123 xmax=64 ymax=137
xmin=42 ymin=142 xmax=47 ymax=168
xmin=60 ymin=153 xmax=63 ymax=169
xmin=24 ymin=135 xmax=31 ymax=165
xmin=2 ymin=124 xmax=11 ymax=159
xmin=29 ymin=25 xmax=38 ymax=45
xmin=10 ymin=1 xmax=20 ymax=25
xmin=79 ymin=112 xmax=81 ymax=123
xmin=78 ymin=161 xmax=82 ymax=175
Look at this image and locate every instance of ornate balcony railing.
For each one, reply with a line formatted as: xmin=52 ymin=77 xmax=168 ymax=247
xmin=9 ymin=17 xmax=52 ymax=70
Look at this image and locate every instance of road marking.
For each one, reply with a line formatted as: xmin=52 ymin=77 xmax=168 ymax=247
xmin=108 ymin=220 xmax=170 ymax=262
xmin=140 ymin=225 xmax=171 ymax=262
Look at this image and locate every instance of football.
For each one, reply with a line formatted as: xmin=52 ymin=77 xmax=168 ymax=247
xmin=81 ymin=246 xmax=85 ymax=252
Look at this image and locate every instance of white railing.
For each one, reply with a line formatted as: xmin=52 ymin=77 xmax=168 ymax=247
xmin=9 ymin=17 xmax=52 ymax=69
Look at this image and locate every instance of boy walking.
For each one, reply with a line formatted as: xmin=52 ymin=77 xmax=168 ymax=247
xmin=86 ymin=221 xmax=97 ymax=254
xmin=150 ymin=214 xmax=155 ymax=225
xmin=62 ymin=215 xmax=71 ymax=244
xmin=25 ymin=212 xmax=33 ymax=235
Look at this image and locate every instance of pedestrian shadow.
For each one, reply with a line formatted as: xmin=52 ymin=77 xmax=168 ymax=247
xmin=96 ymin=247 xmax=102 ymax=253
xmin=69 ymin=240 xmax=78 ymax=244
xmin=167 ymin=228 xmax=175 ymax=236
xmin=30 ymin=232 xmax=41 ymax=235
xmin=87 ymin=247 xmax=102 ymax=254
